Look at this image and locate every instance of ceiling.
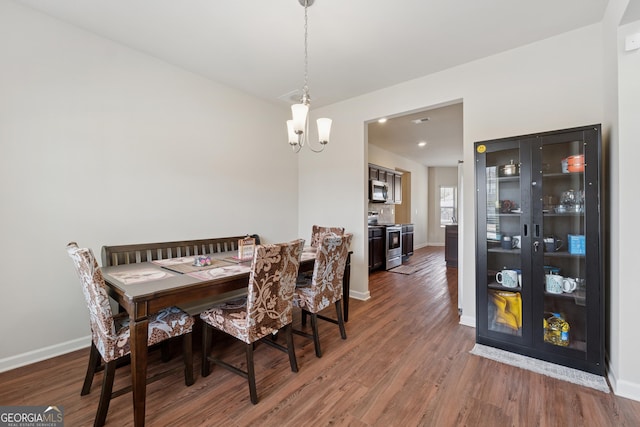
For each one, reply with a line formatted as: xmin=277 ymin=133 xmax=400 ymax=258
xmin=17 ymin=0 xmax=612 ymax=166
xmin=368 ymin=102 xmax=463 ymax=167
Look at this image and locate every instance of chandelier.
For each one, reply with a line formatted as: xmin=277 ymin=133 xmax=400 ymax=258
xmin=286 ymin=0 xmax=332 ymax=153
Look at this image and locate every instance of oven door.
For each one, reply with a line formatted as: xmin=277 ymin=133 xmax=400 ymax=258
xmin=385 ymin=226 xmax=403 ymax=269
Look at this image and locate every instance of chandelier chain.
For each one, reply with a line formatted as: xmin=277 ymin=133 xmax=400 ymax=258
xmin=303 ymin=0 xmax=309 ymax=101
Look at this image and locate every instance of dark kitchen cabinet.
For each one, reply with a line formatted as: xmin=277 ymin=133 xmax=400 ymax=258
xmin=475 ymin=124 xmax=604 ymax=374
xmin=368 ymin=226 xmax=385 ymax=272
xmin=402 ymin=224 xmax=414 ymax=262
xmin=445 ymin=225 xmax=458 ymax=267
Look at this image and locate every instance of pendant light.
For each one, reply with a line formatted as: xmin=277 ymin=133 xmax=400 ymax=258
xmin=286 ymin=0 xmax=332 ymax=153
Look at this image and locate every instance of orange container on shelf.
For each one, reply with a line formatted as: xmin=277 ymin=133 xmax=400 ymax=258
xmin=566 ymin=154 xmax=584 ymax=172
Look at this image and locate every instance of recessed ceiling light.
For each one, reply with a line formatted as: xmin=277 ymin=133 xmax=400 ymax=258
xmin=411 ymin=117 xmax=431 ymax=124
xmin=378 ymin=118 xmax=387 ymax=123
xmin=418 ymin=141 xmax=427 ymax=147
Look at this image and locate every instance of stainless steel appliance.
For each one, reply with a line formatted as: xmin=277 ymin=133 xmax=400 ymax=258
xmin=367 ymin=211 xmax=379 ymax=225
xmin=369 ymin=180 xmax=388 ymax=203
xmin=385 ymin=225 xmax=402 ymax=269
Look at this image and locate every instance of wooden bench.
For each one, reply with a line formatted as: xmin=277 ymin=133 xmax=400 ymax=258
xmin=101 ymin=234 xmax=260 ymax=315
xmin=101 ymin=234 xmax=260 ymax=267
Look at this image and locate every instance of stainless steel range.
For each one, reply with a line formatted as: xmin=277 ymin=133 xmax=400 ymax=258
xmin=384 ymin=225 xmax=402 ymax=270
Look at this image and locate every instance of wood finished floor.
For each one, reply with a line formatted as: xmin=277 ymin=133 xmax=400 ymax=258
xmin=2 ymin=246 xmax=640 ymax=426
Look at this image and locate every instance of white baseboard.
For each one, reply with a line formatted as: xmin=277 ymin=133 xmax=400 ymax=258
xmin=349 ymin=290 xmax=371 ymax=301
xmin=0 ymin=336 xmax=90 ymax=373
xmin=607 ymin=361 xmax=640 ymax=402
xmin=459 ymin=315 xmax=476 ymax=328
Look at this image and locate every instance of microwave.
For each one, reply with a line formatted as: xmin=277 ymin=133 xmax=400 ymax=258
xmin=369 ymin=180 xmax=388 ymax=203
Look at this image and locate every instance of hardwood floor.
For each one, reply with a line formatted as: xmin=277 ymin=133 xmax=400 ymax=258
xmin=2 ymin=246 xmax=640 ymax=426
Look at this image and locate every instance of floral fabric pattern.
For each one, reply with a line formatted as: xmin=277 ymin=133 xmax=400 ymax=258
xmin=294 ymin=233 xmax=352 ymax=313
xmin=310 ymin=225 xmax=345 ymax=248
xmin=200 ymin=239 xmax=304 ymax=344
xmin=66 ymin=243 xmax=194 ymax=363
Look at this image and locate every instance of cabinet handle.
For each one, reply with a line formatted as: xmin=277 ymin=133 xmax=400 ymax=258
xmin=523 ymin=224 xmax=528 ymax=237
xmin=533 ymin=241 xmax=540 ymax=253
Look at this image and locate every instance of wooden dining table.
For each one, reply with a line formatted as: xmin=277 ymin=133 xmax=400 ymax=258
xmin=100 ymin=246 xmax=351 ymax=427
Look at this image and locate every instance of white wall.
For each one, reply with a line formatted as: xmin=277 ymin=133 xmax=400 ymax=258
xmin=0 ymin=1 xmax=297 ymax=369
xmin=612 ymin=13 xmax=640 ymax=400
xmin=302 ymin=21 xmax=614 ymax=372
xmin=367 ymin=144 xmax=429 ymax=248
xmin=306 ymin=22 xmax=603 ymax=325
xmin=427 ymin=167 xmax=458 ymax=245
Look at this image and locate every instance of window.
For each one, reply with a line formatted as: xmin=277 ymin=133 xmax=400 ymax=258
xmin=440 ymin=186 xmax=457 ymax=226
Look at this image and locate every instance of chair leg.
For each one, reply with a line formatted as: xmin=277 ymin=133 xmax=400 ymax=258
xmin=335 ymin=301 xmax=347 ymax=340
xmin=94 ymin=360 xmax=116 ymax=427
xmin=160 ymin=341 xmax=171 ymax=362
xmin=310 ymin=313 xmax=322 ymax=358
xmin=284 ymin=324 xmax=298 ymax=373
xmin=301 ymin=309 xmax=308 ymax=326
xmin=182 ymin=333 xmax=194 ymax=386
xmin=245 ymin=343 xmax=258 ymax=404
xmin=82 ymin=342 xmax=101 ymax=396
xmin=201 ymin=324 xmax=212 ymax=377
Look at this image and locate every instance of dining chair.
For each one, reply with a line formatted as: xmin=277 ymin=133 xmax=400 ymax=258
xmin=294 ymin=233 xmax=352 ymax=357
xmin=200 ymin=239 xmax=305 ymax=404
xmin=66 ymin=242 xmax=195 ymax=427
xmin=310 ymin=225 xmax=345 ymax=248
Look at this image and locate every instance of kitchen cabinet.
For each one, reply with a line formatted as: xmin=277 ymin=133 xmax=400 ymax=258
xmin=394 ymin=174 xmax=402 ymax=204
xmin=475 ymin=124 xmax=604 ymax=374
xmin=445 ymin=225 xmax=458 ymax=267
xmin=402 ymin=224 xmax=414 ymax=262
xmin=368 ymin=226 xmax=385 ymax=272
xmin=368 ymin=163 xmax=402 ymax=204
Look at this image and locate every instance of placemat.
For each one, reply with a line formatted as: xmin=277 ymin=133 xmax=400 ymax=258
xmin=108 ymin=268 xmax=173 ymax=285
xmin=161 ymin=259 xmax=233 ymax=274
xmin=222 ymin=256 xmax=253 ymax=264
xmin=187 ymin=264 xmax=252 ymax=281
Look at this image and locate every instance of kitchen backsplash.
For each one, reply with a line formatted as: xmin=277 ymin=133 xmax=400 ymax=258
xmin=368 ymin=203 xmax=395 ymax=224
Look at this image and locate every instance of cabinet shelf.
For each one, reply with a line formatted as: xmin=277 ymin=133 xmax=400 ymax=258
xmin=544 ymin=340 xmax=587 ymax=352
xmin=542 ymin=251 xmax=584 ymax=259
xmin=544 ymin=212 xmax=584 ymax=217
xmin=488 ymin=283 xmax=522 ymax=292
xmin=543 ymin=172 xmax=584 ymax=179
xmin=488 ymin=247 xmax=521 ymax=254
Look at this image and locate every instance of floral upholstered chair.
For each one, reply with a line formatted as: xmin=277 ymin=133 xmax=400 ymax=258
xmin=66 ymin=242 xmax=194 ymax=427
xmin=200 ymin=239 xmax=305 ymax=404
xmin=294 ymin=233 xmax=352 ymax=357
xmin=310 ymin=225 xmax=345 ymax=248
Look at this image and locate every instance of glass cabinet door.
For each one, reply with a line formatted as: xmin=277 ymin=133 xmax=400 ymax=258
xmin=477 ymin=140 xmax=531 ymax=343
xmin=532 ymin=130 xmax=599 ymax=357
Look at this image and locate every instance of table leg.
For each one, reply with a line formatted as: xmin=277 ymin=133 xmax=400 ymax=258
xmin=343 ymin=252 xmax=351 ymax=322
xmin=130 ymin=316 xmax=149 ymax=427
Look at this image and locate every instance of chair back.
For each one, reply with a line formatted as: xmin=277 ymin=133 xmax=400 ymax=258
xmin=245 ymin=239 xmax=304 ymax=339
xmin=309 ymin=233 xmax=353 ymax=310
xmin=66 ymin=243 xmax=118 ymax=361
xmin=310 ymin=225 xmax=345 ymax=248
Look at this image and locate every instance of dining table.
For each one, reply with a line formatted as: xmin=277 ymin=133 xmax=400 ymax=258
xmin=100 ymin=246 xmax=351 ymax=427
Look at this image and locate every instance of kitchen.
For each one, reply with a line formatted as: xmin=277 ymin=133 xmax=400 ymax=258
xmin=366 ymin=103 xmax=463 ymax=275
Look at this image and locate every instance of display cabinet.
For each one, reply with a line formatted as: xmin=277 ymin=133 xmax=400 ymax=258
xmin=475 ymin=124 xmax=604 ymax=374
